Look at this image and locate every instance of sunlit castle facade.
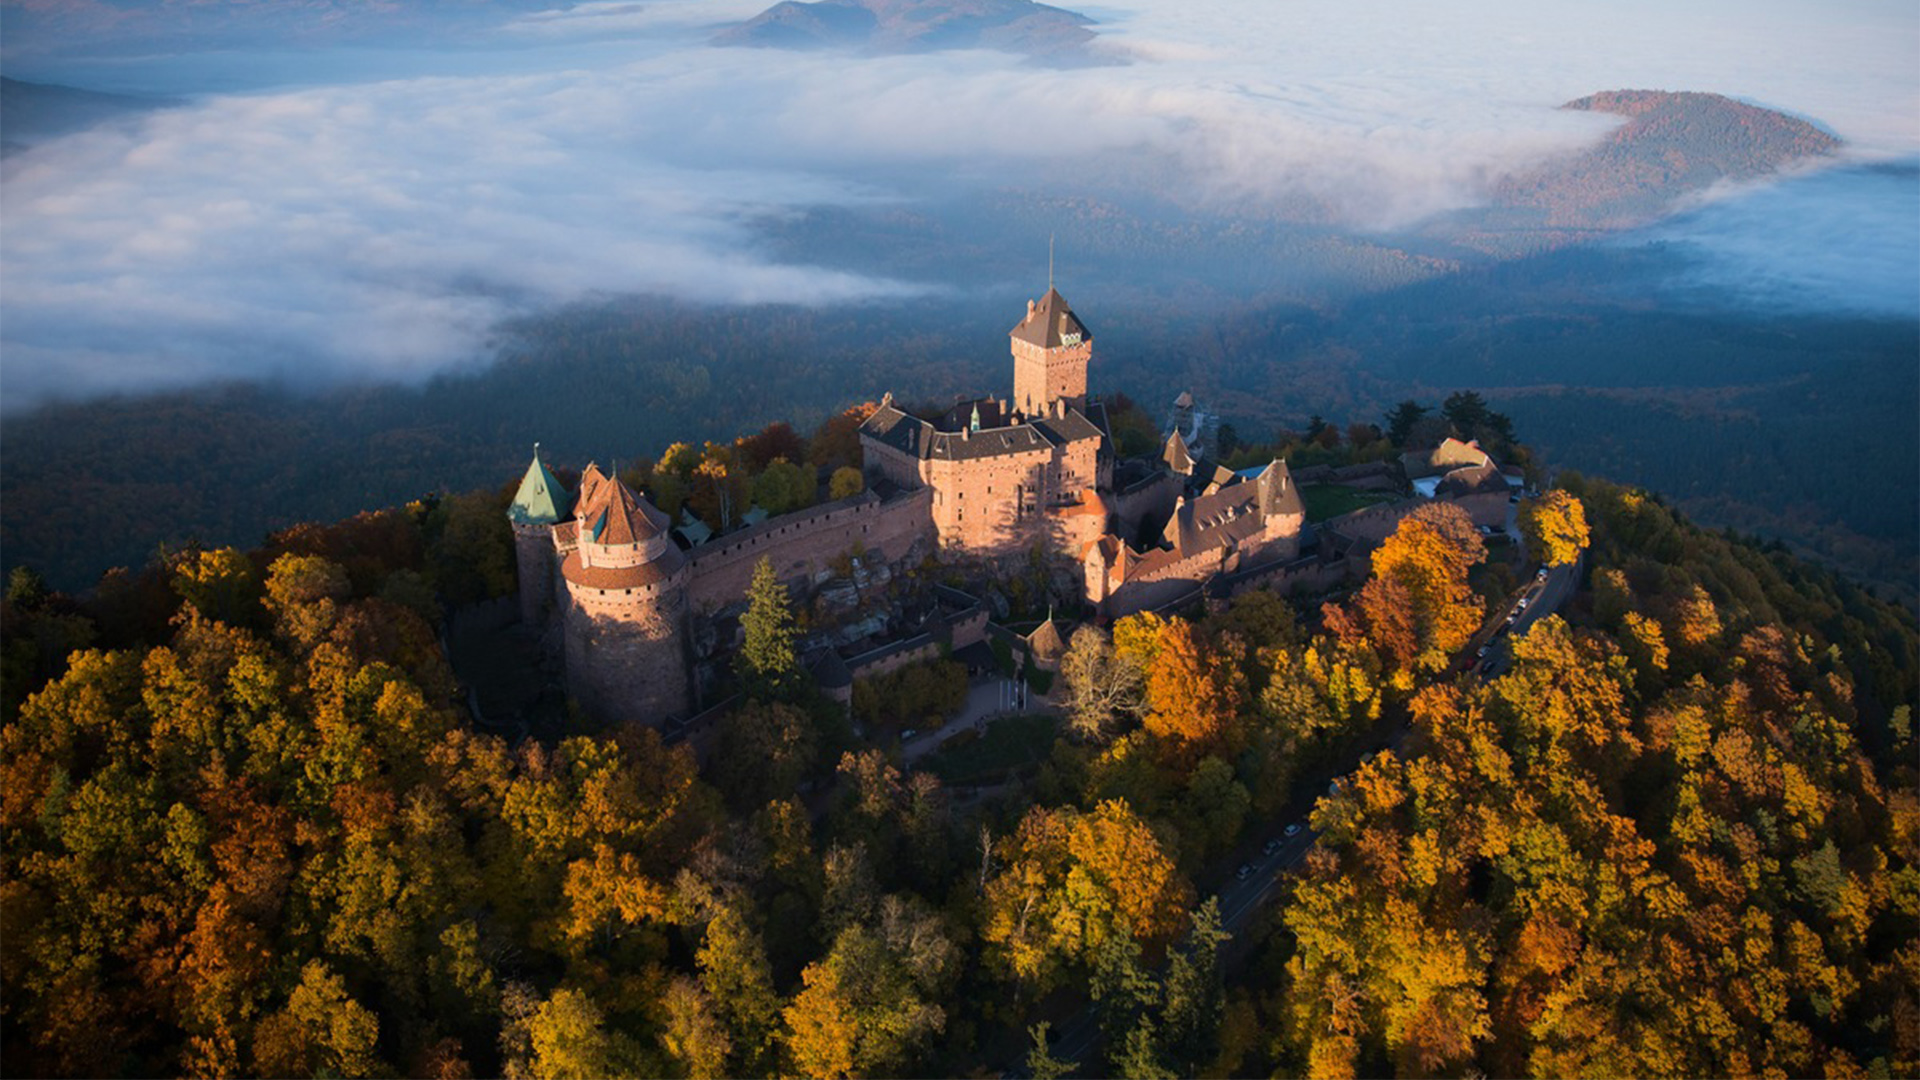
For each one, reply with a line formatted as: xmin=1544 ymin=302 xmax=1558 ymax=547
xmin=511 ymin=285 xmax=1307 ymax=728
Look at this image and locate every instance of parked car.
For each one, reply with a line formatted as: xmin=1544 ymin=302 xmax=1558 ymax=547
xmin=1517 ymin=597 xmax=1531 ymax=611
xmin=1537 ymin=567 xmax=1550 ymax=581
xmin=1236 ymin=863 xmax=1254 ymax=881
xmin=1284 ymin=822 xmax=1303 ymax=838
xmin=1263 ymin=838 xmax=1283 ymax=857
xmin=901 ymin=729 xmax=918 ymax=742
xmin=1476 ymin=645 xmax=1490 ymax=658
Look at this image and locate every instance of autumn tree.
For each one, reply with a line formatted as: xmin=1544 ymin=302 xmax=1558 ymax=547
xmin=1520 ymin=489 xmax=1589 ymax=566
xmin=1143 ymin=619 xmax=1243 ymax=749
xmin=782 ymin=897 xmax=955 ymax=1078
xmin=737 ymin=420 xmax=808 ymax=472
xmin=1337 ymin=503 xmax=1486 ymax=680
xmin=810 ymin=402 xmax=878 ymax=473
xmin=982 ymin=800 xmax=1193 ymax=994
xmin=171 ymin=546 xmax=263 ymax=627
xmin=690 ymin=449 xmax=749 ymax=532
xmin=1057 ymin=625 xmax=1145 ymax=741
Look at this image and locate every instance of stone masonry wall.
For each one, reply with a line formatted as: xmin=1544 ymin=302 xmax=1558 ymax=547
xmin=512 ymin=521 xmax=556 ymax=627
xmin=564 ymin=564 xmax=692 ymax=726
xmin=687 ymin=487 xmax=934 ymax=612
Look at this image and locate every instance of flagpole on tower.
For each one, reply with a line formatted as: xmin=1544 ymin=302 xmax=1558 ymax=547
xmin=1048 ymin=233 xmax=1054 ymax=290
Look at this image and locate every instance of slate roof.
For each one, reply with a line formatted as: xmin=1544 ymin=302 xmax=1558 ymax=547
xmin=509 ymin=448 xmax=572 ymax=525
xmin=1026 ymin=616 xmax=1068 ymax=663
xmin=1009 ymin=287 xmax=1090 ymax=349
xmin=1163 ymin=429 xmax=1194 ymax=475
xmin=860 ymin=402 xmax=929 ymax=457
xmin=1030 ymin=408 xmax=1103 ymax=446
xmin=862 ymin=399 xmax=1103 ymax=465
xmin=928 ymin=425 xmax=1053 ymax=461
xmin=1162 ymin=460 xmax=1302 ymax=558
xmin=1436 ymin=460 xmax=1509 ymax=498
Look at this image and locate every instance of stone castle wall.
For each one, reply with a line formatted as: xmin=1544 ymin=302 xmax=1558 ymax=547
xmin=512 ymin=521 xmax=557 ymax=627
xmin=1012 ymin=337 xmax=1091 ymax=415
xmin=563 ymin=562 xmax=692 ymax=725
xmin=687 ymin=487 xmax=934 ymax=612
xmin=926 ymin=446 xmax=1052 ymax=552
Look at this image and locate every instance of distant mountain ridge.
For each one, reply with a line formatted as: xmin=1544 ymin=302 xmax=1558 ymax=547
xmin=0 ymin=77 xmax=177 ymax=156
xmin=1440 ymin=89 xmax=1841 ymax=252
xmin=712 ymin=0 xmax=1096 ymax=59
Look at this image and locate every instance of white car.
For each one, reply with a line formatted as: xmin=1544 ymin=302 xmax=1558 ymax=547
xmin=1284 ymin=822 xmax=1303 ymax=838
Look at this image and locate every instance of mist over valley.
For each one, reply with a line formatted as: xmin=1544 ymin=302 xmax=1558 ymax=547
xmin=1 ymin=0 xmax=1915 ymax=599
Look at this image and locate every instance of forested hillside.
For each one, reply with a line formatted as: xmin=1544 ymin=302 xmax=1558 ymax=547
xmin=2 ymin=458 xmax=1911 ymax=1076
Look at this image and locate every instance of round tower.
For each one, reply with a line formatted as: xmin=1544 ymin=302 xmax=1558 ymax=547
xmin=559 ymin=476 xmax=693 ymax=728
xmin=507 ymin=444 xmax=573 ymax=628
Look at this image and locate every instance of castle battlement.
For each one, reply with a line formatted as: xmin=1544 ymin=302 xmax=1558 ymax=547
xmin=511 ymin=285 xmax=1307 ymax=728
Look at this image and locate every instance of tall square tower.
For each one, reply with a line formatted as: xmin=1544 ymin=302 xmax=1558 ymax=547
xmin=1010 ymin=287 xmax=1092 ymax=418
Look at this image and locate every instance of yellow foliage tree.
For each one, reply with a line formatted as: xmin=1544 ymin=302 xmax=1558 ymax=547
xmin=1520 ymin=489 xmax=1590 ymax=567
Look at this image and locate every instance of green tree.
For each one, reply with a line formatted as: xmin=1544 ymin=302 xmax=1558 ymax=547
xmin=752 ymin=458 xmax=816 ymax=516
xmin=828 ymin=466 xmax=866 ymax=501
xmin=737 ymin=557 xmax=801 ymax=700
xmin=1025 ymin=1021 xmax=1078 ymax=1080
xmin=1384 ymin=400 xmax=1430 ymax=447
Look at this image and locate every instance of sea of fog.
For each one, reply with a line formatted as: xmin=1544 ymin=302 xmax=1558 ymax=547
xmin=1628 ymin=160 xmax=1920 ymax=321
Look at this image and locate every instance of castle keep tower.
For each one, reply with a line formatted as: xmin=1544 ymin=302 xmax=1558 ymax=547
xmin=559 ymin=473 xmax=693 ymax=727
xmin=1010 ymin=287 xmax=1092 ymax=418
xmin=508 ymin=445 xmax=572 ymax=627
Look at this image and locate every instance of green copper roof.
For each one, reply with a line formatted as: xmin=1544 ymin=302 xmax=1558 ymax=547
xmin=509 ymin=446 xmax=572 ymax=525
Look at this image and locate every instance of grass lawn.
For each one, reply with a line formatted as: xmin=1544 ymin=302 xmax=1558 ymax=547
xmin=922 ymin=712 xmax=1060 ymax=785
xmin=1300 ymin=483 xmax=1399 ymax=522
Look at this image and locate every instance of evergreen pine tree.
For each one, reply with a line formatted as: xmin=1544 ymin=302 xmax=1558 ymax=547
xmin=738 ymin=556 xmax=801 ymax=700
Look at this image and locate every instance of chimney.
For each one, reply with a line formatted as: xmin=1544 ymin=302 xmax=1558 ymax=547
xmin=1027 ymin=299 xmax=1036 ymax=318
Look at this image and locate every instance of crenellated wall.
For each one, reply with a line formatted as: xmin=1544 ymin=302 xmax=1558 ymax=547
xmin=687 ymin=488 xmax=934 ymax=611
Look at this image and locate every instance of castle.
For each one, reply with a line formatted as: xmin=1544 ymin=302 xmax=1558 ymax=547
xmin=509 ymin=286 xmax=1306 ymax=729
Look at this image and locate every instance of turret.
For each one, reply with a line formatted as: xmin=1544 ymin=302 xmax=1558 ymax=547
xmin=1010 ymin=287 xmax=1092 ymax=418
xmin=559 ymin=475 xmax=693 ymax=727
xmin=507 ymin=444 xmax=572 ymax=627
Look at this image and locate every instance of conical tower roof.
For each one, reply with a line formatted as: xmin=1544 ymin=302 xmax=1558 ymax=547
xmin=509 ymin=445 xmax=572 ymax=525
xmin=583 ymin=478 xmax=670 ymax=546
xmin=1010 ymin=287 xmax=1090 ymax=348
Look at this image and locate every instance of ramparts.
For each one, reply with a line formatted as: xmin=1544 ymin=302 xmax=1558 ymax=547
xmin=688 ymin=486 xmax=934 ymax=611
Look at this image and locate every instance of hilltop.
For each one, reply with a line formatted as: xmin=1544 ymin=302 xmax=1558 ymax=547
xmin=1439 ymin=89 xmax=1841 ymax=251
xmin=712 ymin=0 xmax=1097 ymax=59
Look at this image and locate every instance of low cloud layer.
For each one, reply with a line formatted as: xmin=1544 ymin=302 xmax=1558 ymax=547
xmin=3 ymin=0 xmax=1915 ymax=408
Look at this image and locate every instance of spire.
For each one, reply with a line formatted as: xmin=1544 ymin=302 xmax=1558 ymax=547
xmin=510 ymin=444 xmax=572 ymax=525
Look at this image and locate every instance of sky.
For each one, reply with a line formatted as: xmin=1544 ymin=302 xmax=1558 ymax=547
xmin=2 ymin=0 xmax=1916 ymax=409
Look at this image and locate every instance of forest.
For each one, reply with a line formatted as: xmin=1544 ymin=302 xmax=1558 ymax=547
xmin=2 ymin=393 xmax=1914 ymax=1077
